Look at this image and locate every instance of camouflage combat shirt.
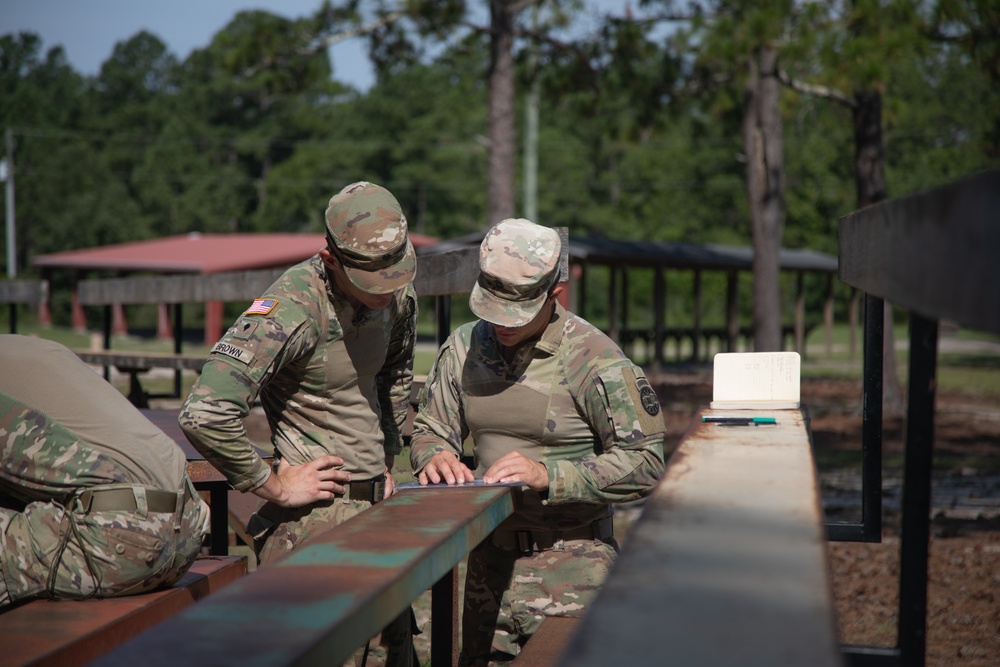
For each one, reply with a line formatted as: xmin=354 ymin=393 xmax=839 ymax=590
xmin=410 ymin=303 xmax=666 ymax=531
xmin=180 ymin=254 xmax=417 ymax=492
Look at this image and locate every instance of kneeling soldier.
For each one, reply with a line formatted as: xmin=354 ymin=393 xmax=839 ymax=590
xmin=0 ymin=335 xmax=210 ymax=606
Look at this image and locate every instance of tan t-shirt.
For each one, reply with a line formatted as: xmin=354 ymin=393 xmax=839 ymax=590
xmin=0 ymin=335 xmax=187 ymax=493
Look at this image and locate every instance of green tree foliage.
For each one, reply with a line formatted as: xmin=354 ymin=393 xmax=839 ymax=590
xmin=254 ymin=45 xmax=490 ymax=237
xmin=1 ymin=0 xmax=995 ymax=331
xmin=1 ymin=34 xmax=91 ymax=265
xmin=929 ymin=0 xmax=1000 ymax=155
xmin=886 ymin=43 xmax=996 ymax=192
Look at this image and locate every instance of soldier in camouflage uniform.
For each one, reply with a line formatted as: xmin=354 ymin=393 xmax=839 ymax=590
xmin=409 ymin=218 xmax=666 ymax=665
xmin=0 ymin=335 xmax=210 ymax=607
xmin=179 ymin=181 xmax=419 ymax=666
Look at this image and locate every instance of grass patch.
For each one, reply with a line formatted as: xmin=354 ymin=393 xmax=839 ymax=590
xmin=802 ymin=323 xmax=1000 ymax=402
xmin=12 ymin=322 xmax=1000 ymax=404
xmin=937 ymin=366 xmax=1000 ymax=397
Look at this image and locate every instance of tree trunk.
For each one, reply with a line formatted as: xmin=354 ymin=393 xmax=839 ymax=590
xmin=854 ymin=87 xmax=905 ymax=413
xmin=742 ymin=46 xmax=786 ymax=352
xmin=486 ymin=0 xmax=517 ymax=229
xmin=853 ymin=89 xmax=885 ymax=206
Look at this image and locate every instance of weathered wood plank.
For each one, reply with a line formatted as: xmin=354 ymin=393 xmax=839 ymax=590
xmin=75 ymin=248 xmax=482 ymax=306
xmin=511 ymin=617 xmax=581 ymax=667
xmin=0 ymin=279 xmax=48 ymax=305
xmin=0 ymin=556 xmax=247 ymax=667
xmin=412 ymin=227 xmax=567 ymax=297
xmin=413 ymin=247 xmax=480 ymax=297
xmin=556 ymin=407 xmax=842 ymax=667
xmin=91 ymin=485 xmax=518 ymax=667
xmin=77 ymin=269 xmax=286 ymax=306
xmin=838 ymin=168 xmax=1000 ymax=335
xmin=72 ymin=350 xmax=207 ymax=371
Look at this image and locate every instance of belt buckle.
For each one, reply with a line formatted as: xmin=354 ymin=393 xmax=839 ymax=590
xmin=342 ymin=474 xmax=387 ymax=504
xmin=360 ymin=480 xmax=374 ymax=503
xmin=76 ymin=489 xmax=94 ymax=513
xmin=368 ymin=473 xmax=387 ymax=504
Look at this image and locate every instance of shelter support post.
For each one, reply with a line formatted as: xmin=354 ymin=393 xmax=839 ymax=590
xmin=794 ymin=270 xmax=805 ymax=355
xmin=608 ymin=266 xmax=618 ymax=343
xmin=824 ymin=274 xmax=834 ymax=358
xmin=691 ymin=269 xmax=702 ymax=361
xmin=725 ymin=270 xmax=739 ymax=353
xmin=653 ymin=266 xmax=666 ymax=368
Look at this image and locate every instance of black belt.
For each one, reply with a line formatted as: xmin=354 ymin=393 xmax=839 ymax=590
xmin=339 ymin=474 xmax=387 ymax=504
xmin=491 ymin=517 xmax=614 ymax=556
xmin=77 ymin=486 xmax=181 ymax=514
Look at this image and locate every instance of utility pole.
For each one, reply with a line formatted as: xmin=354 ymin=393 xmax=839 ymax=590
xmin=524 ymin=78 xmax=539 ymax=221
xmin=3 ymin=128 xmax=15 ymax=279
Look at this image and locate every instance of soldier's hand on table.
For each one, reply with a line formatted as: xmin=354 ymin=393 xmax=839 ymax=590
xmin=257 ymin=455 xmax=349 ymax=508
xmin=483 ymin=452 xmax=548 ymax=491
xmin=417 ymin=451 xmax=475 ymax=486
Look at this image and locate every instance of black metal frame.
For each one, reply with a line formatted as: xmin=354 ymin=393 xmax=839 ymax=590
xmin=826 ymin=293 xmax=884 ymax=544
xmin=832 ymin=294 xmax=937 ymax=667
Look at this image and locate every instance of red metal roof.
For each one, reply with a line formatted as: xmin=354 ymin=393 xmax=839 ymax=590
xmin=32 ymin=232 xmax=439 ymax=274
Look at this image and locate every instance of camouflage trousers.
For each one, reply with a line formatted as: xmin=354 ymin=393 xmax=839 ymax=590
xmin=248 ymin=497 xmax=419 ymax=667
xmin=459 ymin=536 xmax=619 ymax=666
xmin=0 ymin=479 xmax=208 ymax=607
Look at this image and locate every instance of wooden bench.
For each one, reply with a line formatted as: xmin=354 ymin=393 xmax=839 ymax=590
xmin=87 ymin=485 xmax=518 ymax=667
xmin=546 ymin=406 xmax=841 ymax=667
xmin=0 ymin=555 xmax=247 ymax=667
xmin=510 ymin=617 xmax=581 ymax=667
xmin=74 ymin=350 xmax=208 ymax=408
xmin=508 ymin=407 xmax=840 ymax=667
xmin=0 ymin=279 xmax=48 ymax=333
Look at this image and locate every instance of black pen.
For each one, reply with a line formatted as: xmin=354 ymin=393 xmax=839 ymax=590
xmin=701 ymin=416 xmax=777 ymax=425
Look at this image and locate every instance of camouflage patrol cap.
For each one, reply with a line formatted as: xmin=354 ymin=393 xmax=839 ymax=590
xmin=469 ymin=218 xmax=561 ymax=327
xmin=325 ymin=181 xmax=416 ymax=294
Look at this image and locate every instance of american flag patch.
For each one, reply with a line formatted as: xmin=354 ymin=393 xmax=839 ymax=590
xmin=245 ymin=298 xmax=278 ymax=315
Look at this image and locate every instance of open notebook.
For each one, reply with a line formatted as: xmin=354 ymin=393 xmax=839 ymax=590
xmin=710 ymin=351 xmax=801 ymax=410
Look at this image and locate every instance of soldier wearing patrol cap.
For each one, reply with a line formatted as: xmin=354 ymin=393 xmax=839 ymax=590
xmin=179 ymin=181 xmax=419 ymax=666
xmin=0 ymin=335 xmax=210 ymax=607
xmin=410 ymin=218 xmax=666 ymax=665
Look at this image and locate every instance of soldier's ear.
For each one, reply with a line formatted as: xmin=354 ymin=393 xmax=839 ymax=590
xmin=319 ymin=248 xmax=339 ymax=271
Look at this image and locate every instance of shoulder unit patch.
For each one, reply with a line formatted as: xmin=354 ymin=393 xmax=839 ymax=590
xmin=635 ymin=377 xmax=660 ymax=416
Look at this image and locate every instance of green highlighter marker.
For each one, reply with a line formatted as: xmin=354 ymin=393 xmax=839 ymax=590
xmin=702 ymin=416 xmax=777 ymax=426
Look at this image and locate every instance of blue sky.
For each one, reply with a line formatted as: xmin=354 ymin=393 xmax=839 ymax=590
xmin=1 ymin=0 xmax=376 ymax=90
xmin=1 ymin=1 xmax=639 ymax=93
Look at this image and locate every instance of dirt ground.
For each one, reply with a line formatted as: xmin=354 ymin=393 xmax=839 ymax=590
xmin=648 ymin=369 xmax=1000 ymax=667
